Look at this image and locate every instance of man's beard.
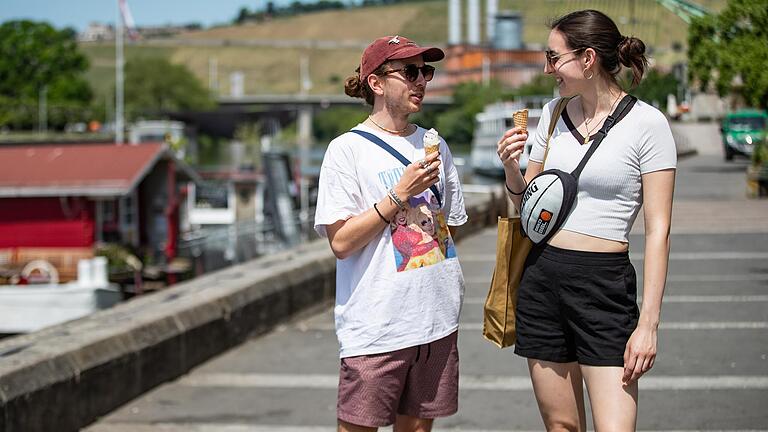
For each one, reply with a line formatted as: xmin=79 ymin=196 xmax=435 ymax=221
xmin=384 ymin=93 xmax=420 ymax=118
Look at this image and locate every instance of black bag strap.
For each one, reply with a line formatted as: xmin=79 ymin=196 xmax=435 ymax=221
xmin=349 ymin=129 xmax=442 ymax=207
xmin=571 ymin=95 xmax=637 ymax=179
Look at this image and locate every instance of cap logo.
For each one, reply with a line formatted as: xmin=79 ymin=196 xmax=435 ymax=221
xmin=388 ymin=36 xmax=400 ymax=44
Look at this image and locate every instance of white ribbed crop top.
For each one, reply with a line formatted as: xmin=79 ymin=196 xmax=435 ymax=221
xmin=528 ymin=97 xmax=677 ymax=242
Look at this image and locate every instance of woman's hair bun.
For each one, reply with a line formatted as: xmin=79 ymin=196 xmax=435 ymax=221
xmin=618 ymin=36 xmax=646 ymax=67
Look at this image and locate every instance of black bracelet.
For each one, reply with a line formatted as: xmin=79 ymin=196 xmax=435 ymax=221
xmin=505 ymin=182 xmax=526 ymax=196
xmin=373 ymin=203 xmax=391 ymax=225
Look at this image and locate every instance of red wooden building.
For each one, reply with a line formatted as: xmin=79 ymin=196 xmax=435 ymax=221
xmin=0 ymin=142 xmax=199 ymax=281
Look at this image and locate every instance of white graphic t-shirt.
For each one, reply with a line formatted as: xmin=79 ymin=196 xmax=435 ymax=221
xmin=314 ymin=124 xmax=468 ymax=358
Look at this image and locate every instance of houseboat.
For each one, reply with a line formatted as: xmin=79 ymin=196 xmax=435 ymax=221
xmin=470 ymin=97 xmax=551 ymax=177
xmin=0 ymin=257 xmax=121 ymax=334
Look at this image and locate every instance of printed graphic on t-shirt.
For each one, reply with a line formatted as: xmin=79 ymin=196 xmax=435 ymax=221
xmin=390 ymin=194 xmax=456 ymax=272
xmin=377 ymin=166 xmax=455 ymax=272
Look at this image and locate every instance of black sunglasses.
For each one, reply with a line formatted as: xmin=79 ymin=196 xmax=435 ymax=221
xmin=380 ymin=64 xmax=435 ymax=82
xmin=544 ymin=48 xmax=583 ymax=67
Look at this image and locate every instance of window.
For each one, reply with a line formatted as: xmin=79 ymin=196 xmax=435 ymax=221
xmin=194 ymin=181 xmax=229 ymax=209
xmin=119 ymin=192 xmax=139 ymax=246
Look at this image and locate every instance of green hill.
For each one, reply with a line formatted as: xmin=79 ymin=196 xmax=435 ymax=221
xmin=81 ymin=0 xmax=727 ymax=100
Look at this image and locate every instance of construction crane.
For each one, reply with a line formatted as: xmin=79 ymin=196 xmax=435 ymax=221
xmin=650 ymin=0 xmax=713 ymax=118
xmin=655 ymin=0 xmax=710 ymax=24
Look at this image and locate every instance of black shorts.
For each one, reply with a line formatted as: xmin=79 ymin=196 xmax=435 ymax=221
xmin=514 ymin=244 xmax=639 ymax=366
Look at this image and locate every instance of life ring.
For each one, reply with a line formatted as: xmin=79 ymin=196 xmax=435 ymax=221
xmin=20 ymin=259 xmax=60 ymax=285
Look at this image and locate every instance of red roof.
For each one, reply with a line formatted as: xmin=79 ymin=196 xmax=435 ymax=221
xmin=0 ymin=142 xmax=196 ymax=197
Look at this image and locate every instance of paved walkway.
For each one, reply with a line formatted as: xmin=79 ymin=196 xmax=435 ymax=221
xmin=87 ymin=153 xmax=768 ymax=431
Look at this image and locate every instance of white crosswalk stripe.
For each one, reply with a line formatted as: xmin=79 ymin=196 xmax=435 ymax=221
xmin=459 ymin=252 xmax=768 ymax=262
xmin=298 ymin=321 xmax=768 ymax=331
xmin=178 ymin=373 xmax=768 ymax=391
xmin=462 ymin=295 xmax=768 ymax=304
xmin=464 ymin=274 xmax=768 ymax=284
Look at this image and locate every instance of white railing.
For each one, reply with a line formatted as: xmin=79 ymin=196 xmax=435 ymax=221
xmin=177 ymin=213 xmax=317 ymax=274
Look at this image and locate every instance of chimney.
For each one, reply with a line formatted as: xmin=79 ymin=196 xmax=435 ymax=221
xmin=467 ymin=0 xmax=480 ymax=45
xmin=493 ymin=12 xmax=523 ymax=50
xmin=486 ymin=0 xmax=498 ymax=42
xmin=449 ymin=0 xmax=461 ymax=45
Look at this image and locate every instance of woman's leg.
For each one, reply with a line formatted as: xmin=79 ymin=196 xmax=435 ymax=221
xmin=581 ymin=365 xmax=638 ymax=432
xmin=529 ymin=359 xmax=587 ymax=432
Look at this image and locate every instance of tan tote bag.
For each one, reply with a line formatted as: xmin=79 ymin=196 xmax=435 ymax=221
xmin=482 ymin=96 xmax=571 ymax=348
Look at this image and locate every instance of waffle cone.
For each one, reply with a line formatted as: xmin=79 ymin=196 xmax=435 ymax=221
xmin=512 ymin=109 xmax=528 ymax=132
xmin=424 ymin=142 xmax=440 ymax=154
xmin=423 ymin=128 xmax=441 ymax=155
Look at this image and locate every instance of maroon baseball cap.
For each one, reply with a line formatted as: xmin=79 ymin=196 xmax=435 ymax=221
xmin=359 ymin=35 xmax=445 ymax=80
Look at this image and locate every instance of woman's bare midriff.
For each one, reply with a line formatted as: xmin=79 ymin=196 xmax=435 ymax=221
xmin=547 ymin=229 xmax=629 ymax=253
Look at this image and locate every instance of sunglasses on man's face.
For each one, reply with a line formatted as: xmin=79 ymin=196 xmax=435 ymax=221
xmin=380 ymin=64 xmax=435 ymax=82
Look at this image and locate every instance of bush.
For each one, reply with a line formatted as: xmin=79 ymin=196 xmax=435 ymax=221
xmin=752 ymin=136 xmax=768 ymax=167
xmin=313 ymin=106 xmax=368 ymax=144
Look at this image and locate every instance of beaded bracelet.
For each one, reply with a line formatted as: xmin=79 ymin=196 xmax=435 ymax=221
xmin=373 ymin=203 xmax=390 ymax=225
xmin=387 ymin=188 xmax=407 ymax=210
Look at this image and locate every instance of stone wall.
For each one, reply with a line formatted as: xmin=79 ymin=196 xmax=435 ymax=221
xmin=0 ymin=185 xmax=506 ymax=432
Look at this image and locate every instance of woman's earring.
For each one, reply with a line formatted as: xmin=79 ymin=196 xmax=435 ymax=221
xmin=583 ymin=68 xmax=594 ymax=80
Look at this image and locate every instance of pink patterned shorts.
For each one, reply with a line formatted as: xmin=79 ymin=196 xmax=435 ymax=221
xmin=337 ymin=331 xmax=459 ymax=427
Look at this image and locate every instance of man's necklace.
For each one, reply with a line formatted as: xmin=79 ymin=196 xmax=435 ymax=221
xmin=582 ymin=93 xmax=622 ymax=144
xmin=368 ymin=115 xmax=409 ymax=134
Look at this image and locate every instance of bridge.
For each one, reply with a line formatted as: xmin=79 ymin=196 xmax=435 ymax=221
xmin=217 ymin=93 xmax=453 ymax=108
xmin=170 ymin=93 xmax=454 ymax=150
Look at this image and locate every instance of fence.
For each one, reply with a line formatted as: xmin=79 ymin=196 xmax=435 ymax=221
xmin=177 ymin=212 xmax=317 ymax=275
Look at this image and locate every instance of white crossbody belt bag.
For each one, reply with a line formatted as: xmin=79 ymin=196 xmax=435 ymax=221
xmin=520 ymin=95 xmax=637 ymax=244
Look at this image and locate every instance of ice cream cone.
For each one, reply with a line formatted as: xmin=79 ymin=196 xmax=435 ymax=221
xmin=512 ymin=109 xmax=528 ymax=132
xmin=423 ymin=128 xmax=441 ymax=155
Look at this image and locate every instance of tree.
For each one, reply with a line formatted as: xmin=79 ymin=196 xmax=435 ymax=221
xmin=313 ymin=106 xmax=367 ymax=144
xmin=509 ymin=74 xmax=556 ymax=98
xmin=234 ymin=122 xmax=263 ymax=169
xmin=0 ymin=21 xmax=88 ymax=100
xmin=688 ymin=0 xmax=768 ymax=109
xmin=235 ymin=7 xmax=251 ymax=24
xmin=631 ymin=69 xmax=679 ymax=107
xmin=433 ymin=81 xmax=507 ymax=148
xmin=124 ymin=57 xmax=215 ymax=120
xmin=0 ymin=20 xmax=93 ymax=129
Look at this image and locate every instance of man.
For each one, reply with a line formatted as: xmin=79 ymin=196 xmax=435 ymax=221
xmin=313 ymin=35 xmax=468 ymax=432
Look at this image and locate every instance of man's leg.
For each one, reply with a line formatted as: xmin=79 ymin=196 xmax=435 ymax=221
xmin=338 ymin=419 xmax=377 ymax=432
xmin=337 ymin=350 xmax=414 ymax=430
xmin=393 ymin=414 xmax=433 ymax=432
xmin=581 ymin=365 xmax=637 ymax=432
xmin=528 ymin=359 xmax=587 ymax=432
xmin=397 ymin=332 xmax=459 ymax=428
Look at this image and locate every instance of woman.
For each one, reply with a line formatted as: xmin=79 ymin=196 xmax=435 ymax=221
xmin=497 ymin=10 xmax=676 ymax=431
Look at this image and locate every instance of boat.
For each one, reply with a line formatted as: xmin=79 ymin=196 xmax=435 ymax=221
xmin=0 ymin=257 xmax=122 ymax=334
xmin=470 ymin=97 xmax=550 ymax=177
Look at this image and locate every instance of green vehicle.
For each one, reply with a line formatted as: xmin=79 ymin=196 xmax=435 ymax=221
xmin=720 ymin=109 xmax=768 ymax=161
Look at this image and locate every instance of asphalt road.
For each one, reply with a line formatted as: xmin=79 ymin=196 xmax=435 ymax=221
xmin=87 ymin=142 xmax=768 ymax=431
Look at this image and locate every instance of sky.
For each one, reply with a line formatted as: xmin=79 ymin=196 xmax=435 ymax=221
xmin=0 ymin=0 xmax=317 ymax=32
